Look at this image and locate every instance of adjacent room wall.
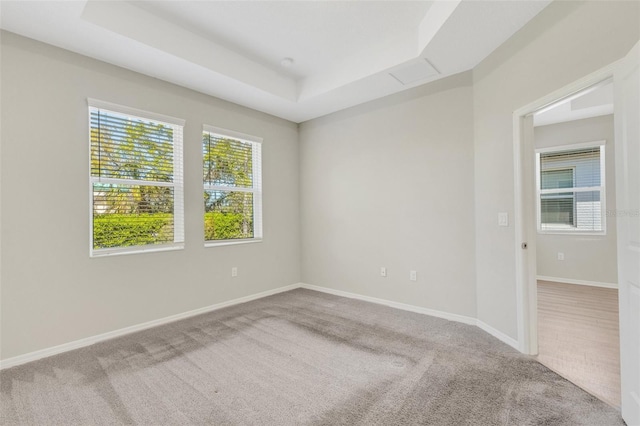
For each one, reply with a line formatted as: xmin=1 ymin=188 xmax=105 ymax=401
xmin=534 ymin=115 xmax=617 ymax=286
xmin=0 ymin=32 xmax=301 ymax=360
xmin=473 ymin=1 xmax=639 ymax=339
xmin=299 ymin=73 xmax=477 ymax=318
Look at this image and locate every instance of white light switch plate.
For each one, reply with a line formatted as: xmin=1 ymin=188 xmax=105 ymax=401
xmin=498 ymin=212 xmax=509 ymax=227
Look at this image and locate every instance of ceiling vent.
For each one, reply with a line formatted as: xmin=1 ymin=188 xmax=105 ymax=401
xmin=389 ymin=59 xmax=439 ymax=86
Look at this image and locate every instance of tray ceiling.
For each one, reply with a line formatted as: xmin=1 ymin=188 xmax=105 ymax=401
xmin=0 ymin=1 xmax=551 ymax=123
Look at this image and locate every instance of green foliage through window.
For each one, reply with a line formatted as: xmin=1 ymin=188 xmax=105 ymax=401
xmin=93 ymin=213 xmax=173 ymax=248
xmin=203 ymin=130 xmax=261 ymax=242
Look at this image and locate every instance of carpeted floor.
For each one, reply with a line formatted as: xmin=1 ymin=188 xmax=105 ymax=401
xmin=0 ymin=288 xmax=624 ymax=425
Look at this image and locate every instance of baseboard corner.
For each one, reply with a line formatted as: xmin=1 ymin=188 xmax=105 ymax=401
xmin=476 ymin=320 xmax=520 ymax=351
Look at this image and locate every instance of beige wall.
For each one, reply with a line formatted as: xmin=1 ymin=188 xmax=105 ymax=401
xmin=0 ymin=32 xmax=301 ymax=360
xmin=299 ymin=73 xmax=477 ymax=318
xmin=534 ymin=115 xmax=617 ymax=285
xmin=473 ymin=1 xmax=638 ymax=339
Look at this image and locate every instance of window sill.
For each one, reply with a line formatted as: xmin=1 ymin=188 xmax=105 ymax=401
xmin=537 ymin=230 xmax=606 ymax=236
xmin=91 ymin=243 xmax=184 ymax=258
xmin=205 ymin=238 xmax=262 ymax=248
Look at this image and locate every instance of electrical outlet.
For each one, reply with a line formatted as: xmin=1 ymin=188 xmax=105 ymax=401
xmin=557 ymin=253 xmax=564 ymax=261
xmin=410 ymin=270 xmax=417 ymax=281
xmin=231 ymin=267 xmax=238 ymax=277
xmin=380 ymin=267 xmax=387 ymax=277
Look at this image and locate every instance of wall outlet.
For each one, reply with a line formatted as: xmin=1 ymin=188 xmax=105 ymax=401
xmin=380 ymin=267 xmax=387 ymax=277
xmin=231 ymin=267 xmax=238 ymax=277
xmin=410 ymin=270 xmax=417 ymax=281
xmin=557 ymin=253 xmax=564 ymax=261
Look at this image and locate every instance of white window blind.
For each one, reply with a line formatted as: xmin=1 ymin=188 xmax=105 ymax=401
xmin=89 ymin=100 xmax=184 ymax=256
xmin=203 ymin=126 xmax=262 ymax=244
xmin=536 ymin=142 xmax=605 ymax=233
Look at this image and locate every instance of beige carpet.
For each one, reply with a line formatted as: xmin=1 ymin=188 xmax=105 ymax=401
xmin=0 ymin=288 xmax=624 ymax=425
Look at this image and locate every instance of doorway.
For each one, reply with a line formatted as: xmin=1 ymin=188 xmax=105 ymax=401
xmin=529 ymin=82 xmax=621 ymax=406
xmin=514 ymin=42 xmax=640 ymax=426
xmin=513 ymin=64 xmax=620 ymax=398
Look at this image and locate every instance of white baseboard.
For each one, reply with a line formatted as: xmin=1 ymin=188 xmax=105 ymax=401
xmin=299 ymin=283 xmax=477 ymax=325
xmin=300 ymin=283 xmax=521 ymax=351
xmin=476 ymin=320 xmax=520 ymax=351
xmin=0 ymin=283 xmax=300 ymax=370
xmin=1 ymin=281 xmax=524 ymax=370
xmin=536 ymin=275 xmax=617 ymax=289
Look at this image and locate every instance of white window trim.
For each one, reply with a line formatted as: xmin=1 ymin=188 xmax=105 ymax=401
xmin=535 ymin=140 xmax=606 ymax=235
xmin=203 ymin=125 xmax=263 ymax=247
xmin=203 ymin=125 xmax=261 ymax=144
xmin=204 ymin=238 xmax=263 ymax=248
xmin=90 ymin=243 xmax=185 ymax=258
xmin=88 ymin=99 xmax=185 ymax=257
xmin=87 ymin=99 xmax=185 ymax=127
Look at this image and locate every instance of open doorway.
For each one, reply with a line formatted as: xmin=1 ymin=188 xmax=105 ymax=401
xmin=514 ymin=43 xmax=640 ymax=426
xmin=531 ymin=81 xmax=621 ymax=407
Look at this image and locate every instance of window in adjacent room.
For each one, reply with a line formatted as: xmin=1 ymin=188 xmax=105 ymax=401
xmin=89 ymin=100 xmax=184 ymax=256
xmin=203 ymin=126 xmax=262 ymax=245
xmin=536 ymin=141 xmax=605 ymax=233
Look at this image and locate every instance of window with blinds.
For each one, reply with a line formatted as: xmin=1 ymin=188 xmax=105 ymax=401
xmin=89 ymin=100 xmax=184 ymax=256
xmin=536 ymin=142 xmax=605 ymax=233
xmin=203 ymin=126 xmax=262 ymax=244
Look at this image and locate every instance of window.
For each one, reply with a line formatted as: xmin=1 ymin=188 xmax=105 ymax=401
xmin=540 ymin=168 xmax=575 ymax=227
xmin=89 ymin=99 xmax=184 ymax=256
xmin=203 ymin=126 xmax=262 ymax=245
xmin=536 ymin=141 xmax=605 ymax=233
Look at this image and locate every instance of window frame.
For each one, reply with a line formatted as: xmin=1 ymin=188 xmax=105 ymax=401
xmin=88 ymin=99 xmax=185 ymax=257
xmin=535 ymin=140 xmax=606 ymax=235
xmin=202 ymin=125 xmax=263 ymax=247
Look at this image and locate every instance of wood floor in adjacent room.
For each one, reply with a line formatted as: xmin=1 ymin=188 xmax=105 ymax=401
xmin=537 ymin=280 xmax=621 ymax=408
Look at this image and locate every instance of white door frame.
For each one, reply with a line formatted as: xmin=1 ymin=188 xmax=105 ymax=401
xmin=512 ymin=61 xmax=620 ymax=355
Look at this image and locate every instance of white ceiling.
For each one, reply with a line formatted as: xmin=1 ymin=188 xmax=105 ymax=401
xmin=0 ymin=0 xmax=551 ymax=123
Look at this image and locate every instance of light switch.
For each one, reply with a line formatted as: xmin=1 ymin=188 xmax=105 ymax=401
xmin=498 ymin=212 xmax=509 ymax=227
